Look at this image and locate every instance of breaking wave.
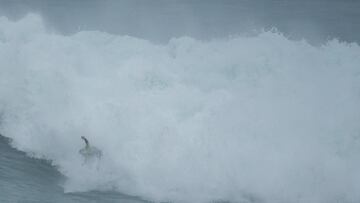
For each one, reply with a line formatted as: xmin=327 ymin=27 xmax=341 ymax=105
xmin=0 ymin=14 xmax=360 ymax=203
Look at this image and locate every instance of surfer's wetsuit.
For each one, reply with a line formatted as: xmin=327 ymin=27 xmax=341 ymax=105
xmin=81 ymin=136 xmax=90 ymax=149
xmin=79 ymin=136 xmax=102 ymax=164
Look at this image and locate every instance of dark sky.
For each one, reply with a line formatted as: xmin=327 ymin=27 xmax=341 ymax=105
xmin=0 ymin=0 xmax=359 ymax=44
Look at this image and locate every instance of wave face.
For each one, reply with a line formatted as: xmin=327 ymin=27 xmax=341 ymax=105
xmin=0 ymin=135 xmax=144 ymax=203
xmin=0 ymin=14 xmax=360 ymax=203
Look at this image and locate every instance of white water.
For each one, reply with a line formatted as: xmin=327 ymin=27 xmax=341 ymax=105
xmin=0 ymin=14 xmax=360 ymax=203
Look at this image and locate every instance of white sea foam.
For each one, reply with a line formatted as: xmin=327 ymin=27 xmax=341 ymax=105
xmin=0 ymin=14 xmax=360 ymax=203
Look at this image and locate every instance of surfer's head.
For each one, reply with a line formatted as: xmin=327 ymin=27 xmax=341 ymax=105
xmin=81 ymin=136 xmax=89 ymax=147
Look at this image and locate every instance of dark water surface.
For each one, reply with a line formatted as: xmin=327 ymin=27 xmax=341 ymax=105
xmin=0 ymin=136 xmax=145 ymax=203
xmin=0 ymin=0 xmax=359 ymax=43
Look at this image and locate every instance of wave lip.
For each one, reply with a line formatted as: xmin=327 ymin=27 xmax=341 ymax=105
xmin=0 ymin=14 xmax=360 ymax=203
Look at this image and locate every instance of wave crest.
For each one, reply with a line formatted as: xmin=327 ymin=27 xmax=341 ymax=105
xmin=1 ymin=14 xmax=360 ymax=203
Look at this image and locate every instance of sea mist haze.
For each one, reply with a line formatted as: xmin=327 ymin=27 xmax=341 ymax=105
xmin=0 ymin=1 xmax=360 ymax=203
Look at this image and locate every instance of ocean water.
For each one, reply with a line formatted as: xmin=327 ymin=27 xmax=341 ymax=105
xmin=0 ymin=3 xmax=360 ymax=203
xmin=1 ymin=0 xmax=360 ymax=43
xmin=0 ymin=135 xmax=146 ymax=203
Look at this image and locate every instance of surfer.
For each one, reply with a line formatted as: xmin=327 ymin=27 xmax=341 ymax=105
xmin=79 ymin=136 xmax=102 ymax=165
xmin=81 ymin=136 xmax=90 ymax=149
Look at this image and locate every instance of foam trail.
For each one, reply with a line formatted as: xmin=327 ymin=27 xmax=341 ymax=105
xmin=0 ymin=14 xmax=360 ymax=203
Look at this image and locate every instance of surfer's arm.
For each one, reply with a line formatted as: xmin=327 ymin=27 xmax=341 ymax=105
xmin=81 ymin=136 xmax=90 ymax=148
